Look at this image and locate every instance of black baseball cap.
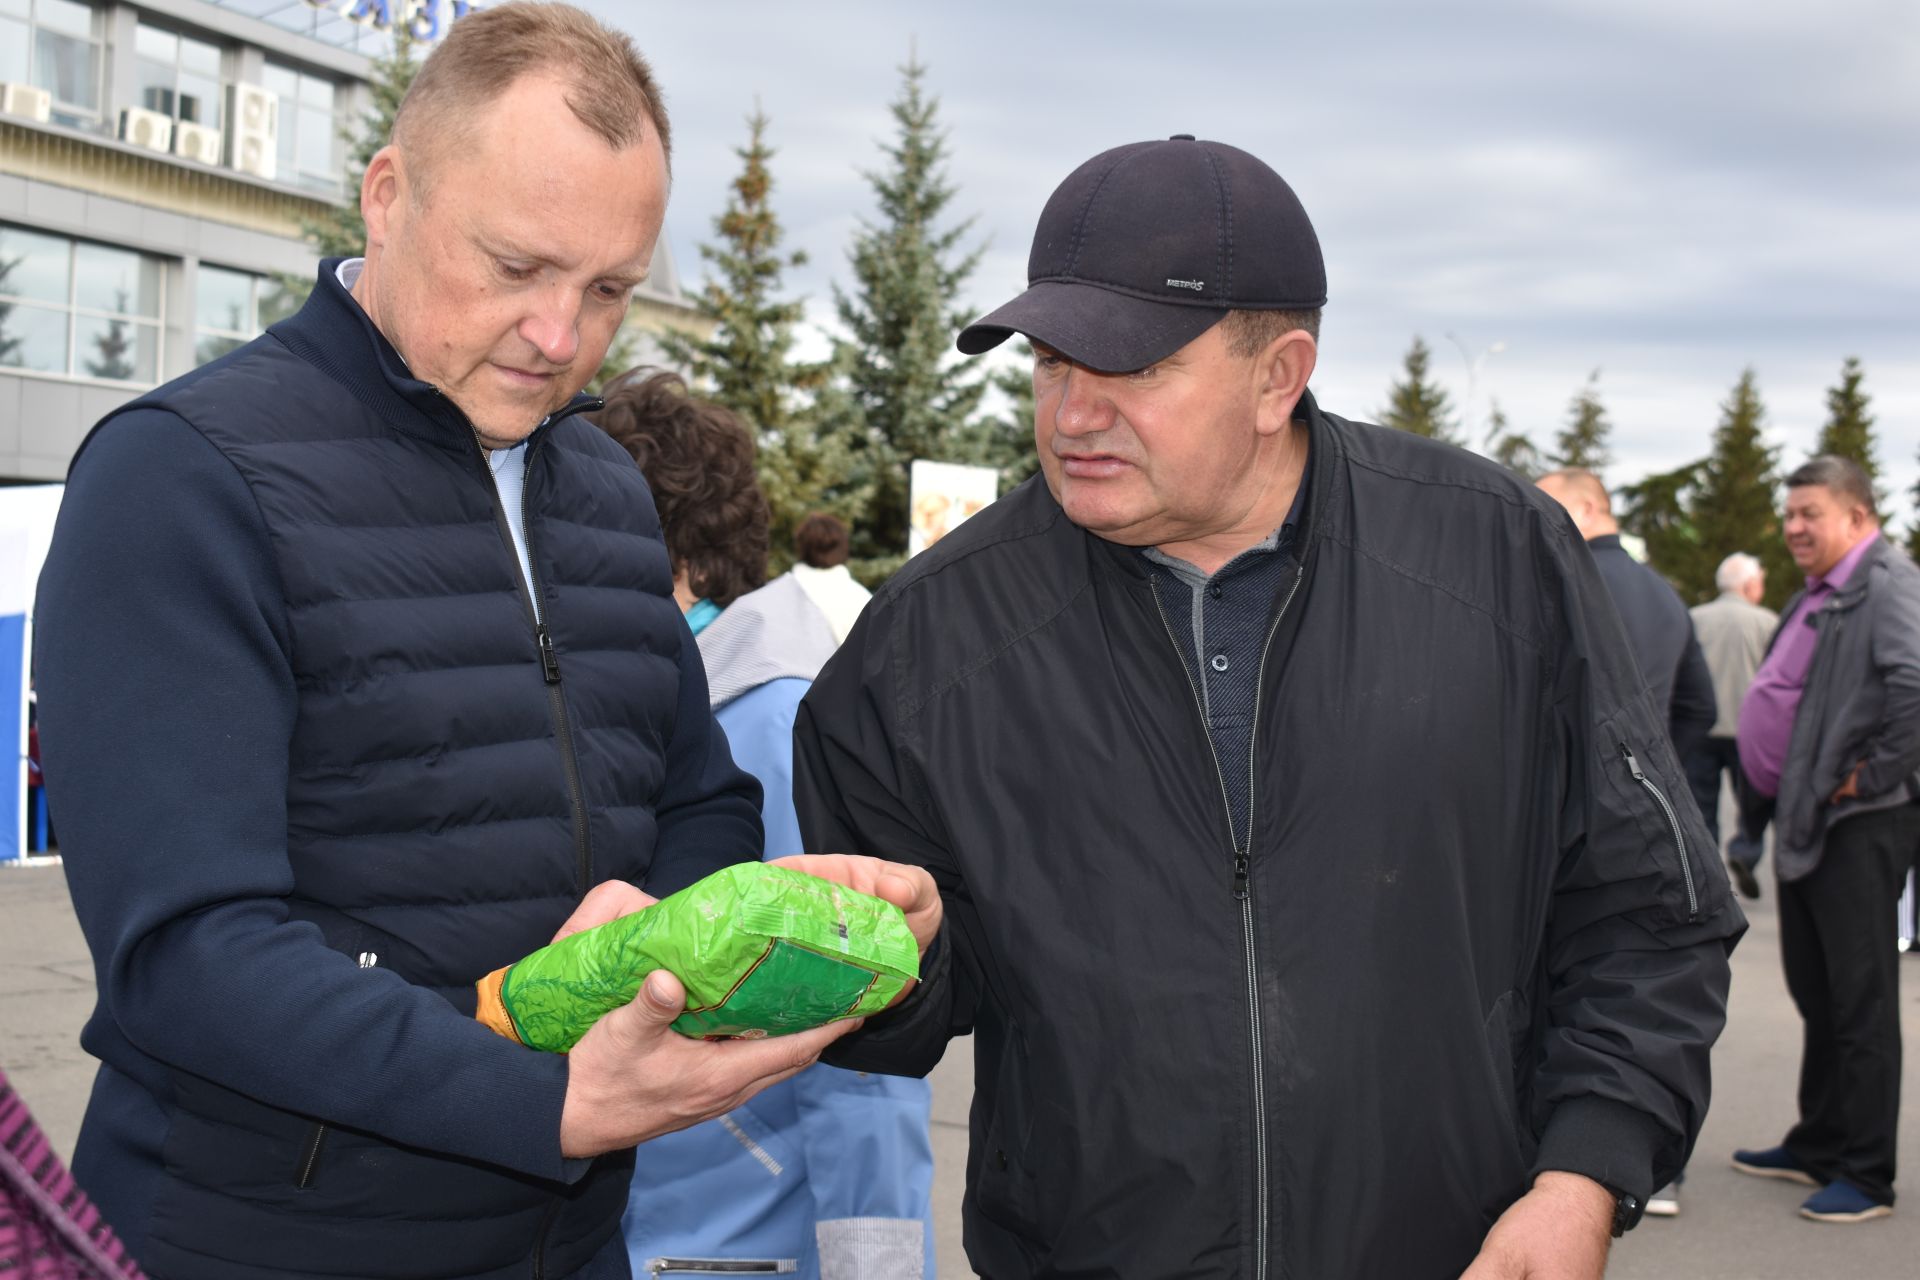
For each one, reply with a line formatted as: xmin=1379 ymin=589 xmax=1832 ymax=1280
xmin=957 ymin=135 xmax=1326 ymax=374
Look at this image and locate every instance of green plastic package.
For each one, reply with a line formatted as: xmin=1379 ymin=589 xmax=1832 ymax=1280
xmin=475 ymin=862 xmax=918 ymax=1051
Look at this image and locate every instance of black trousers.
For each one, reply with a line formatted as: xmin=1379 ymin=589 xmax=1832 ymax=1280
xmin=1780 ymin=801 xmax=1920 ymax=1204
xmin=1684 ymin=735 xmax=1743 ymax=854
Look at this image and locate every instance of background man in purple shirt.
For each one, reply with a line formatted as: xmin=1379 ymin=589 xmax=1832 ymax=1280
xmin=1729 ymin=455 xmax=1920 ymax=1223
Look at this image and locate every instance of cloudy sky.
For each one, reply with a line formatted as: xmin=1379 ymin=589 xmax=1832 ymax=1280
xmin=584 ymin=0 xmax=1918 ymax=526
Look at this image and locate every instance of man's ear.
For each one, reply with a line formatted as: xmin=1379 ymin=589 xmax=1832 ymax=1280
xmin=1255 ymin=328 xmax=1318 ymax=437
xmin=361 ymin=144 xmax=406 ymax=249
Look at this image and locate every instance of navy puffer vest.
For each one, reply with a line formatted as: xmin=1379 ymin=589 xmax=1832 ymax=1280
xmin=119 ymin=267 xmax=691 ymax=1278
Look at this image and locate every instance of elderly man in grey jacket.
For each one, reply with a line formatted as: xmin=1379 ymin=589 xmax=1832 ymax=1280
xmin=1689 ymin=552 xmax=1778 ymax=898
xmin=1730 ymin=455 xmax=1920 ymax=1223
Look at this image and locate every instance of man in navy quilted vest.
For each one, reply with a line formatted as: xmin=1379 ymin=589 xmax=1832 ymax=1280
xmin=32 ymin=5 xmax=940 ymax=1278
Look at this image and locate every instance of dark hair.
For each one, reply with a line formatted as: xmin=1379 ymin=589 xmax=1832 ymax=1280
xmin=1221 ymin=307 xmax=1321 ymax=357
xmin=1786 ymin=455 xmax=1877 ymax=519
xmin=592 ymin=369 xmax=768 ymax=606
xmin=794 ymin=512 xmax=850 ymax=568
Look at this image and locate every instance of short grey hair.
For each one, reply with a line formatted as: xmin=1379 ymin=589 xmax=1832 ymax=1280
xmin=1715 ymin=552 xmax=1763 ymax=594
xmin=1220 ymin=307 xmax=1322 ymax=356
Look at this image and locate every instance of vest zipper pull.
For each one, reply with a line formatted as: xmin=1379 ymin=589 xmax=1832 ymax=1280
xmin=537 ymin=625 xmax=562 ymax=684
xmin=1232 ymin=853 xmax=1250 ymax=900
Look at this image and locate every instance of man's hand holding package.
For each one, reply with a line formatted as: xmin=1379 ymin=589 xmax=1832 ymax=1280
xmin=556 ymin=856 xmax=937 ymax=1158
xmin=771 ymin=853 xmax=942 ymax=953
xmin=773 ymin=852 xmax=944 ymax=1006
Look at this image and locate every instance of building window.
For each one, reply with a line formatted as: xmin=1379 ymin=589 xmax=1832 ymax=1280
xmin=194 ymin=265 xmax=297 ymax=365
xmin=261 ymin=63 xmax=339 ymax=194
xmin=133 ymin=23 xmax=225 ymax=135
xmin=0 ymin=223 xmax=163 ymax=384
xmin=0 ymin=0 xmax=104 ymax=128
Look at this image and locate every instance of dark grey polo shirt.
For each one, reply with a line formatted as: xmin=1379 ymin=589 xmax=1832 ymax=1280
xmin=1140 ymin=471 xmax=1308 ymax=852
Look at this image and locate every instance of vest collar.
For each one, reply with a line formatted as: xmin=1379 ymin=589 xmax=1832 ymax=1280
xmin=270 ymin=257 xmax=601 ymax=455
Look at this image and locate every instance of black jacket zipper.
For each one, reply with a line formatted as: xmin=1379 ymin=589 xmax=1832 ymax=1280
xmin=464 ymin=399 xmax=601 ymax=894
xmin=296 ymin=950 xmax=380 ymax=1189
xmin=1619 ymin=742 xmax=1700 ymax=921
xmin=1149 ymin=564 xmax=1303 ymax=1280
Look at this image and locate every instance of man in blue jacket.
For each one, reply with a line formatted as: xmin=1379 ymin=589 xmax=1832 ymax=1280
xmin=33 ymin=7 xmax=938 ymax=1279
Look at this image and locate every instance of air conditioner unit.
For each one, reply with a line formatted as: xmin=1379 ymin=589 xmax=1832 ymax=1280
xmin=0 ymin=82 xmax=53 ymax=124
xmin=118 ymin=106 xmax=174 ymax=154
xmin=174 ymin=120 xmax=223 ymax=165
xmin=227 ymin=82 xmax=278 ymax=179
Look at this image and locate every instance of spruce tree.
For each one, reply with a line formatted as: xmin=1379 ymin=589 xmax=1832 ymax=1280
xmin=1689 ymin=369 xmax=1790 ymax=608
xmin=84 ymin=318 xmax=137 ymax=381
xmin=656 ymin=107 xmax=862 ymax=570
xmin=1549 ymin=370 xmax=1611 ymax=474
xmin=660 ymin=110 xmax=821 ymax=430
xmin=1816 ymin=356 xmax=1882 ymax=511
xmin=831 ymin=53 xmax=987 ymax=576
xmin=1485 ymin=402 xmax=1542 ymax=480
xmin=948 ymin=344 xmax=1040 ymax=493
xmin=1378 ymin=337 xmax=1457 ymax=444
xmin=83 ymin=289 xmax=137 ymax=380
xmin=1618 ymin=460 xmax=1706 ymax=594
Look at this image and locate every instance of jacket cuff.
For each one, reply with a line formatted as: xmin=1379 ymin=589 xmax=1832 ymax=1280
xmin=864 ymin=921 xmax=945 ymax=1023
xmin=816 ymin=1216 xmax=926 ymax=1280
xmin=1531 ymin=1095 xmax=1667 ymax=1203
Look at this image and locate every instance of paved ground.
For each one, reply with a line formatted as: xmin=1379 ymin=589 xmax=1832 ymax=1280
xmin=5 ymin=861 xmax=1915 ymax=1277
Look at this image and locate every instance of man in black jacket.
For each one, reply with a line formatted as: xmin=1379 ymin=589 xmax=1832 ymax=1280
xmin=794 ymin=136 xmax=1744 ymax=1279
xmin=1536 ymin=466 xmax=1718 ymax=1219
xmin=1536 ymin=469 xmax=1717 ymax=768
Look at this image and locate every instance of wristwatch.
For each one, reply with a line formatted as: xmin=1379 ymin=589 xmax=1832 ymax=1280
xmin=1605 ymin=1186 xmax=1643 ymax=1237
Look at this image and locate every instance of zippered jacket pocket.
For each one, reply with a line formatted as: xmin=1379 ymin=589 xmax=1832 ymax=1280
xmin=296 ymin=949 xmax=381 ymax=1189
xmin=644 ymin=1260 xmax=797 ymax=1275
xmin=1618 ymin=742 xmax=1700 ymax=922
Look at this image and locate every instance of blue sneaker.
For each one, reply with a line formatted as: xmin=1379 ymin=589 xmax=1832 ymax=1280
xmin=1799 ymin=1180 xmax=1892 ymax=1223
xmin=1731 ymin=1145 xmax=1819 ymax=1186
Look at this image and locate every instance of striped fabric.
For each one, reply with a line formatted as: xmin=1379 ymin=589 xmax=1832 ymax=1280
xmin=0 ymin=1069 xmax=144 ymax=1279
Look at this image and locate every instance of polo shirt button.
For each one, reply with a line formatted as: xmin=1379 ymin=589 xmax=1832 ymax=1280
xmin=1211 ymin=654 xmax=1230 ymax=672
xmin=1209 ymin=584 xmax=1224 ymax=599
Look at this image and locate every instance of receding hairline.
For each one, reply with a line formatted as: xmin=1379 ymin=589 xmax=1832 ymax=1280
xmin=389 ymin=2 xmax=672 ymax=193
xmin=394 ymin=68 xmax=669 ymax=196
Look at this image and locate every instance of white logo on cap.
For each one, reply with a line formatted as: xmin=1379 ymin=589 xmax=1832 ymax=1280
xmin=1165 ymin=278 xmax=1206 ymax=292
